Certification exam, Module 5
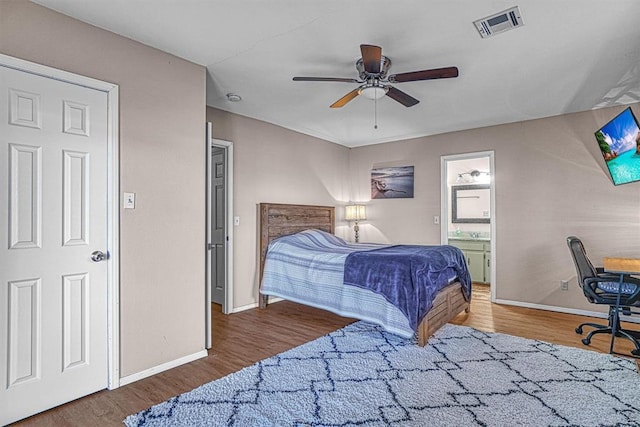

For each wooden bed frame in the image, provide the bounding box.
[257,202,470,346]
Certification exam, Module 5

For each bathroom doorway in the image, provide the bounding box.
[441,151,496,302]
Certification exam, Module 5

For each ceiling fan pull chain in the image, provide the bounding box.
[374,96,378,129]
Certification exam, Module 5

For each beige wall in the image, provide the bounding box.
[198,104,640,317]
[207,107,351,308]
[350,105,640,313]
[1,1,207,376]
[209,102,640,317]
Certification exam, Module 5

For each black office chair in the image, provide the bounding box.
[566,236,640,356]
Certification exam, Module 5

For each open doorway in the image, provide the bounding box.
[441,151,496,302]
[205,123,234,348]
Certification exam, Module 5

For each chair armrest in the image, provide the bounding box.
[596,272,637,282]
[595,267,637,281]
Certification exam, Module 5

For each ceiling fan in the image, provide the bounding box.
[293,44,459,108]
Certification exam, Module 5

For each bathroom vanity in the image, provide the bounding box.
[448,237,491,284]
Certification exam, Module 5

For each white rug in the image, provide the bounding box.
[125,322,640,426]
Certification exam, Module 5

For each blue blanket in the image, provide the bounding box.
[344,245,471,331]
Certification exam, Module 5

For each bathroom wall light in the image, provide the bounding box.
[457,170,490,183]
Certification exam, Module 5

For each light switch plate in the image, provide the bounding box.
[123,192,135,209]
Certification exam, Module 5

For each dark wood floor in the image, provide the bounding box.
[12,285,639,426]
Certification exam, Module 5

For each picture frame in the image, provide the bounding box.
[371,166,414,199]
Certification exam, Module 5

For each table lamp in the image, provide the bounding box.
[345,204,366,243]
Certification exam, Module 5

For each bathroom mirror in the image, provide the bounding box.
[452,184,490,223]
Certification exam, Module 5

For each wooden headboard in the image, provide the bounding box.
[258,203,335,308]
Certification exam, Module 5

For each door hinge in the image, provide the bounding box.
[207,243,214,250]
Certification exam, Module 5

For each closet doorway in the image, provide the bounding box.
[205,123,234,348]
[441,151,496,302]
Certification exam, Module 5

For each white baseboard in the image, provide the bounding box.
[118,349,208,387]
[494,298,640,324]
[231,297,284,313]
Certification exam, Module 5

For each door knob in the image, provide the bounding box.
[90,250,107,262]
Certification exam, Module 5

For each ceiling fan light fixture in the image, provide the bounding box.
[293,44,458,109]
[359,85,388,100]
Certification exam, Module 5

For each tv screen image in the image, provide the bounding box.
[594,107,640,185]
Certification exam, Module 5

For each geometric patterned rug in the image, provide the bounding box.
[124,322,640,426]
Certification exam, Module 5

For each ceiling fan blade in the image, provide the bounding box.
[330,88,361,108]
[386,86,419,107]
[293,77,360,83]
[360,44,382,74]
[388,66,459,83]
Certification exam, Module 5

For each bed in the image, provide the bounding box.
[258,203,471,346]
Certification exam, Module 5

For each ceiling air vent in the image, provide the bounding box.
[474,6,524,38]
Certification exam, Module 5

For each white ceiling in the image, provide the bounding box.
[34,0,640,147]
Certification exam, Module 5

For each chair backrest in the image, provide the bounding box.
[566,236,598,284]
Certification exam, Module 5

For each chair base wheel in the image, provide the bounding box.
[632,349,640,357]
[575,326,583,334]
[581,338,591,346]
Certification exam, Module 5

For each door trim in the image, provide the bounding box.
[205,124,234,348]
[440,151,496,303]
[211,137,234,315]
[216,139,234,314]
[0,54,121,389]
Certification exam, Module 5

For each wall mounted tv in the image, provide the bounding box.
[594,107,640,185]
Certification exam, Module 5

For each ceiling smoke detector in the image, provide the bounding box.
[226,93,242,102]
[474,6,524,38]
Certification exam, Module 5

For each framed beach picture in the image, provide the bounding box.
[594,107,640,186]
[371,166,414,199]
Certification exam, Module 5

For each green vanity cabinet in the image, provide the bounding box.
[449,239,491,284]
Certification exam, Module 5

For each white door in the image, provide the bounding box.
[0,65,109,424]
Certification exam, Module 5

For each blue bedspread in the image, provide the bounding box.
[344,245,471,331]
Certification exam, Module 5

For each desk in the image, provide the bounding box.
[603,257,640,356]
[603,257,640,275]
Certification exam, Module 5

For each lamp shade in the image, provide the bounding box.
[345,205,366,221]
[359,86,388,100]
